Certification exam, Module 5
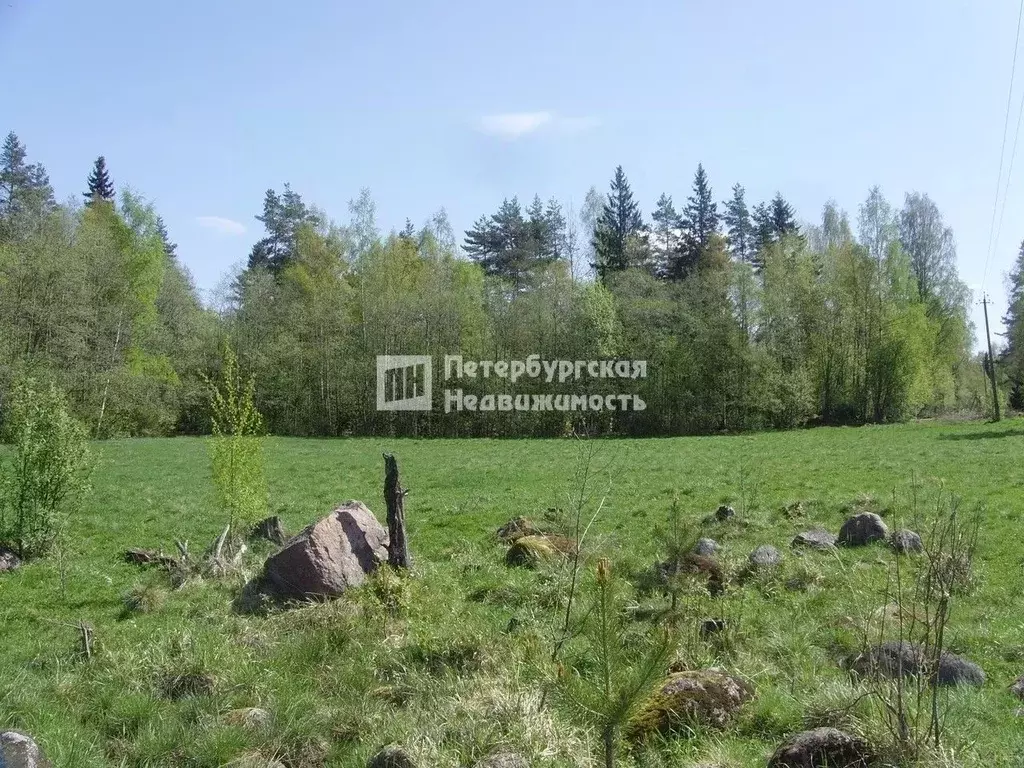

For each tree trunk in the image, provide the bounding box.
[383,453,411,569]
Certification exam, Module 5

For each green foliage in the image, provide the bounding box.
[0,377,92,559]
[206,342,267,534]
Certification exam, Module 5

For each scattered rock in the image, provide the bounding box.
[0,730,49,768]
[767,727,871,767]
[838,513,888,546]
[0,547,20,573]
[791,530,837,550]
[496,516,542,542]
[1011,674,1024,700]
[223,707,272,730]
[700,618,727,638]
[657,554,725,596]
[123,548,178,570]
[715,505,735,521]
[749,544,782,568]
[473,753,528,768]
[505,534,575,568]
[250,516,288,546]
[367,744,416,768]
[693,537,719,555]
[850,641,985,686]
[627,669,754,739]
[889,529,923,554]
[259,501,388,601]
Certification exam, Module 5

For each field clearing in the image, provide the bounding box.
[2,419,1024,767]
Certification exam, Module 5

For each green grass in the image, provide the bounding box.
[2,419,1024,766]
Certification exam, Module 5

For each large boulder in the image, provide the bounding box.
[850,641,985,687]
[0,731,49,768]
[791,530,837,550]
[767,727,871,767]
[261,501,388,600]
[627,669,754,740]
[838,513,888,546]
[0,547,20,573]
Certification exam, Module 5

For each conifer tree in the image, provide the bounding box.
[723,183,754,263]
[593,165,646,281]
[84,155,115,205]
[156,216,177,259]
[672,164,719,279]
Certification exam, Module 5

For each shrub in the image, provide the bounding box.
[206,342,267,540]
[0,377,92,559]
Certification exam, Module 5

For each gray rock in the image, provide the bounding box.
[791,530,837,550]
[261,501,388,601]
[367,745,416,768]
[474,754,528,768]
[0,547,20,573]
[749,544,782,568]
[715,505,735,521]
[693,537,719,555]
[838,512,888,546]
[1012,674,1024,700]
[767,727,871,767]
[890,529,923,554]
[850,641,985,687]
[0,731,48,768]
[627,669,754,739]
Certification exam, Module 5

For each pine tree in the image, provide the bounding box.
[84,155,115,205]
[0,132,55,230]
[651,193,681,277]
[247,184,322,273]
[722,183,754,264]
[672,164,719,279]
[593,165,646,281]
[156,216,177,259]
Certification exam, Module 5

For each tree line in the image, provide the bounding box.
[0,129,995,438]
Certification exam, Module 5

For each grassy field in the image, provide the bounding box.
[2,420,1024,767]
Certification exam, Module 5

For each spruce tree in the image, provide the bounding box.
[0,132,55,229]
[651,193,681,277]
[723,183,754,264]
[1003,239,1024,409]
[769,192,799,238]
[399,218,417,242]
[593,165,646,281]
[673,164,719,279]
[84,155,115,205]
[156,216,177,259]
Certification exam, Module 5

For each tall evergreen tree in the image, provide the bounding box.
[247,184,323,274]
[593,165,646,281]
[723,183,754,264]
[1003,239,1024,409]
[399,218,417,242]
[672,164,719,279]
[84,155,115,205]
[464,196,552,286]
[0,132,55,231]
[544,198,567,261]
[769,192,799,239]
[651,193,681,277]
[156,216,177,259]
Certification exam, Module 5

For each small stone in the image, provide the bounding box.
[890,529,923,554]
[368,745,416,768]
[1012,674,1024,700]
[0,547,21,573]
[838,513,888,546]
[767,727,871,767]
[473,753,528,768]
[715,505,735,521]
[791,530,837,550]
[0,730,47,768]
[749,544,782,568]
[693,537,720,555]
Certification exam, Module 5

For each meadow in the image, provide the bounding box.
[2,419,1024,767]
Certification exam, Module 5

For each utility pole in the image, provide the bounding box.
[982,293,1002,422]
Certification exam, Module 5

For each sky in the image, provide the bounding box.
[1,0,1022,348]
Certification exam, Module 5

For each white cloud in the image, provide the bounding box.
[196,216,246,236]
[477,111,553,139]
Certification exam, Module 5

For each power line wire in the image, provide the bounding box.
[983,0,1024,289]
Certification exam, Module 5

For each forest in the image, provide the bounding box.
[0,130,1001,438]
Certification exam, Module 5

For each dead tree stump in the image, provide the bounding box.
[383,453,411,569]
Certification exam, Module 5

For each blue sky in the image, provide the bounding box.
[1,0,1021,346]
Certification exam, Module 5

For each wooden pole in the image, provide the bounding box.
[982,294,1002,422]
[383,453,411,569]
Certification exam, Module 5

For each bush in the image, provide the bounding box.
[0,377,92,559]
